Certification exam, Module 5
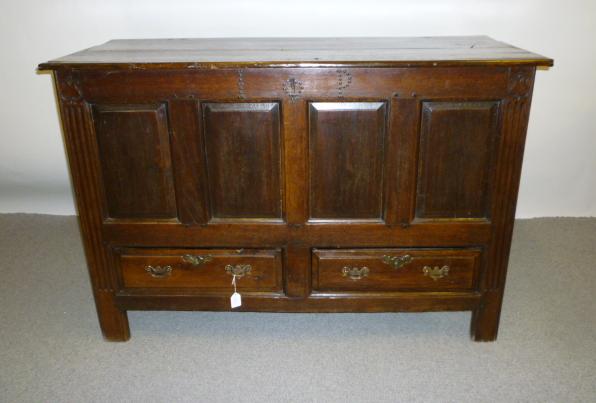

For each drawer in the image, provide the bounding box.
[118,248,282,292]
[312,248,480,292]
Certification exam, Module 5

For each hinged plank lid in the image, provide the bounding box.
[38,36,553,70]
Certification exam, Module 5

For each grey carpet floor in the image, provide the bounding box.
[0,214,595,403]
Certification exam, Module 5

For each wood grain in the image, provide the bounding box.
[56,71,130,341]
[118,248,282,292]
[202,102,282,220]
[416,101,500,220]
[115,291,482,313]
[472,67,536,341]
[43,39,551,342]
[168,99,210,224]
[312,248,480,291]
[309,102,386,220]
[93,104,177,219]
[39,36,552,70]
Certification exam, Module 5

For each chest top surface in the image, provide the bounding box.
[38,36,552,70]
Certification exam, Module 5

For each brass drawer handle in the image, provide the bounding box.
[225,264,252,278]
[382,254,413,269]
[342,266,370,280]
[145,265,172,278]
[423,265,450,281]
[182,254,213,266]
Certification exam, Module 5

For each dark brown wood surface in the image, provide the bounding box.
[312,248,480,291]
[43,38,551,342]
[39,36,552,69]
[202,102,282,220]
[167,99,210,224]
[115,292,481,313]
[309,102,386,220]
[93,104,177,219]
[416,101,500,220]
[119,248,282,291]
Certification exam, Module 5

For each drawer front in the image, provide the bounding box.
[312,248,480,291]
[118,248,282,292]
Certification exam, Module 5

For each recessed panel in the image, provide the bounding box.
[309,102,386,220]
[93,104,176,219]
[416,101,499,220]
[202,103,282,219]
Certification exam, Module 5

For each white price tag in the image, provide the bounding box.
[230,292,242,308]
[230,274,242,308]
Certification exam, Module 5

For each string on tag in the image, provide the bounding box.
[230,274,242,308]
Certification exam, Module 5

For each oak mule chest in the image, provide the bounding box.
[39,37,552,341]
